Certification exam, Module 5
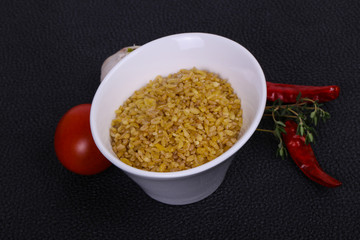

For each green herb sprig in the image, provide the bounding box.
[257,93,331,159]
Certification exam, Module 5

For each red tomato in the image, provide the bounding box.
[54,104,111,175]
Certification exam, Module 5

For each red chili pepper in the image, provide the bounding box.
[282,120,342,188]
[267,82,340,103]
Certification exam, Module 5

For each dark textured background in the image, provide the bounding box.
[1,0,360,239]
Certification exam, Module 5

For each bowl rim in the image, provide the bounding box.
[91,32,267,179]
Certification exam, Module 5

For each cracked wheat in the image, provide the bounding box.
[110,68,242,172]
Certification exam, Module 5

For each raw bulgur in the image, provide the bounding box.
[110,68,243,172]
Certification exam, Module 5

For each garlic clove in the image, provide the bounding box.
[100,45,140,82]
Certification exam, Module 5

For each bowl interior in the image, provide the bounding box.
[91,33,266,178]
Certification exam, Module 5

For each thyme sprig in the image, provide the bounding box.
[257,93,331,159]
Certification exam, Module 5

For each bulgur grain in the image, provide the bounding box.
[110,68,242,172]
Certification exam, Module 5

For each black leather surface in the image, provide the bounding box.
[1,0,360,239]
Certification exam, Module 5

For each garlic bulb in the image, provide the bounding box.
[100,46,140,82]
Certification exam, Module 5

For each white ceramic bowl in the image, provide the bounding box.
[90,33,266,205]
